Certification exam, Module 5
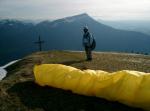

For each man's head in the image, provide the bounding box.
[83,26,88,33]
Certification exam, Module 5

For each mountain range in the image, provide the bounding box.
[0,13,150,65]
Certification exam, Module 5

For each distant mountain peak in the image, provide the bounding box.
[54,13,92,24]
[42,13,92,27]
[71,13,89,18]
[65,13,90,20]
[37,13,93,27]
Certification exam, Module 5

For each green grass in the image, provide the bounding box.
[1,50,150,111]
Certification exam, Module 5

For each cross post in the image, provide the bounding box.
[35,35,45,51]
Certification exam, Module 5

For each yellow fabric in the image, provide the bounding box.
[34,64,150,110]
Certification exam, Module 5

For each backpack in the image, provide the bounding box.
[90,36,96,50]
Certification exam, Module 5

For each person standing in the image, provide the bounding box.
[82,26,94,61]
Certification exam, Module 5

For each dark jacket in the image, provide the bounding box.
[83,32,93,47]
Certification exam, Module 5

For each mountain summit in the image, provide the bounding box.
[0,13,150,65]
[63,13,91,21]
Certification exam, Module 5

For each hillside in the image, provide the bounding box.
[0,51,150,111]
[1,13,150,65]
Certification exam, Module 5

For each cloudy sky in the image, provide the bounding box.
[0,0,150,20]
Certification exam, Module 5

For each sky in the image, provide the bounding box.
[0,0,150,20]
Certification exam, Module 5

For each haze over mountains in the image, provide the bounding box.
[98,20,150,36]
[0,13,150,65]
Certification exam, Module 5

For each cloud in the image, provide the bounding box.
[0,0,150,20]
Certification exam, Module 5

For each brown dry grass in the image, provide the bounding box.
[0,50,149,111]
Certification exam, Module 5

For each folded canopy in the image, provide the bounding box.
[34,64,150,110]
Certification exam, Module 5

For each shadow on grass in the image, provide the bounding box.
[7,81,143,111]
[5,60,25,78]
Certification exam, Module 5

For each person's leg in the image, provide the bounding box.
[89,48,92,60]
[85,46,89,60]
[87,47,92,60]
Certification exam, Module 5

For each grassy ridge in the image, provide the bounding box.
[0,50,150,111]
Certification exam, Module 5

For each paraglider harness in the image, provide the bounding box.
[90,36,96,50]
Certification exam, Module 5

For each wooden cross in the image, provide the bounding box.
[35,35,45,51]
